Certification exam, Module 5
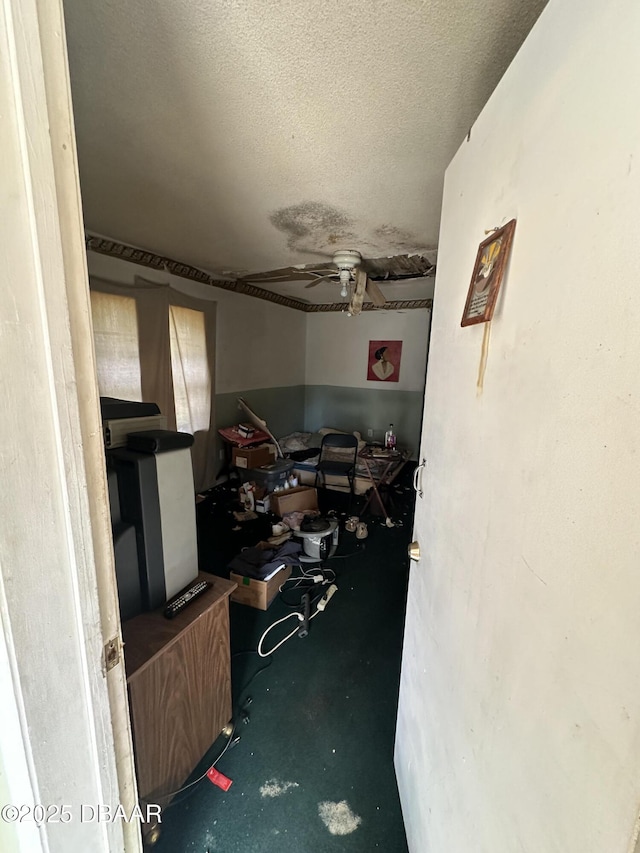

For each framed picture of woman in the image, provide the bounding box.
[367,340,402,382]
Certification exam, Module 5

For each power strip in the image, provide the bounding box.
[317,584,337,611]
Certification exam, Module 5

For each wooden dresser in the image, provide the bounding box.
[121,573,237,802]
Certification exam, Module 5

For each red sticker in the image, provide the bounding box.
[206,766,233,791]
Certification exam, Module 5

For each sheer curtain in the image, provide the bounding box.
[89,290,143,401]
[169,304,210,434]
[89,277,216,492]
[166,290,217,490]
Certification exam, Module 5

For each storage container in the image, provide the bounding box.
[237,458,294,491]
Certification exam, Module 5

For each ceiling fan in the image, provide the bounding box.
[237,249,435,315]
[301,250,386,310]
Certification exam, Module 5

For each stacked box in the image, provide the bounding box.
[232,443,277,469]
[269,486,318,517]
[230,565,292,610]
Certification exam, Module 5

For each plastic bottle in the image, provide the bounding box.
[385,424,396,450]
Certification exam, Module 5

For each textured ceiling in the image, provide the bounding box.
[63,0,548,301]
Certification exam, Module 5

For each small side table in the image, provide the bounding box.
[358,446,410,518]
[217,425,272,481]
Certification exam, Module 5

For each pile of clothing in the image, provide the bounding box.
[228,540,302,581]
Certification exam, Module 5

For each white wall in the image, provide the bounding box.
[305,309,431,391]
[304,308,431,450]
[87,252,306,394]
[395,1,640,851]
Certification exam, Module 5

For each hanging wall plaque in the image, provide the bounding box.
[461,219,516,327]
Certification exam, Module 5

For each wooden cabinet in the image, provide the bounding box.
[122,574,237,801]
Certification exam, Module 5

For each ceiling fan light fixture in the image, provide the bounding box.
[332,249,362,268]
[339,269,350,298]
[332,250,361,299]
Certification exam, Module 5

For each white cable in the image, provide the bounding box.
[257,603,325,657]
[282,574,321,584]
[258,612,303,657]
[279,573,324,592]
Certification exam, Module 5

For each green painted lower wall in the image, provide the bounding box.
[214,384,424,481]
[304,385,425,457]
[214,386,306,475]
[216,386,306,438]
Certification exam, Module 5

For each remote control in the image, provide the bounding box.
[163,580,212,619]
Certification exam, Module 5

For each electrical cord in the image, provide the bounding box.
[279,584,327,608]
[257,608,323,657]
[146,719,238,808]
[257,582,337,657]
[279,577,330,609]
[231,651,273,703]
[278,565,336,591]
[326,545,366,559]
[277,562,336,611]
[279,573,323,591]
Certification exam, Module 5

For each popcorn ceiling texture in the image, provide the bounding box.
[64,0,547,276]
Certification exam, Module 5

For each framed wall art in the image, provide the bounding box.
[461,219,516,327]
[367,340,402,382]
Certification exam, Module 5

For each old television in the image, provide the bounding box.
[102,398,198,621]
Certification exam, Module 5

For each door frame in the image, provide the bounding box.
[0,0,139,849]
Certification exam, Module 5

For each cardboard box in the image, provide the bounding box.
[252,486,270,514]
[232,443,277,469]
[269,486,318,517]
[255,495,270,513]
[230,564,292,610]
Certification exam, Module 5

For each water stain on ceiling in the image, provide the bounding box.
[268,201,432,269]
[270,201,354,251]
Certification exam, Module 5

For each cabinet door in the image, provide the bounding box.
[128,601,232,799]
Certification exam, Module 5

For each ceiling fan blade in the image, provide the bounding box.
[239,266,301,281]
[242,275,308,285]
[349,269,367,315]
[241,270,324,285]
[304,274,338,288]
[354,268,367,295]
[365,277,387,307]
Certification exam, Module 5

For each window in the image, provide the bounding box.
[169,305,211,434]
[89,278,217,491]
[90,291,142,401]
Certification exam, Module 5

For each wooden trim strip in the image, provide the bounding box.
[85,234,432,312]
[307,299,433,312]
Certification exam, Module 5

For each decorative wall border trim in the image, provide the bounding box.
[85,234,432,313]
[308,299,433,312]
